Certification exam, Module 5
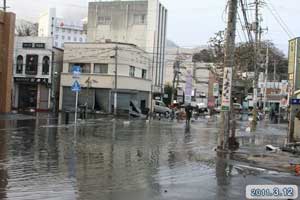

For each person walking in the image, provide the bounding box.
[185,103,193,126]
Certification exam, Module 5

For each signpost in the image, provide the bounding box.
[185,70,193,105]
[72,66,81,124]
[221,67,233,111]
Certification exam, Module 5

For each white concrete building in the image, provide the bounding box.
[13,37,63,111]
[87,0,167,94]
[38,8,87,49]
[59,42,152,113]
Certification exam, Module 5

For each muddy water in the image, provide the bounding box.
[0,114,297,200]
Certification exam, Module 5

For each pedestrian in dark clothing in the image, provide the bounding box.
[185,104,193,125]
[270,108,275,122]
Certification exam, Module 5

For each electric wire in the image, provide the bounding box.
[265,0,294,38]
[264,1,293,38]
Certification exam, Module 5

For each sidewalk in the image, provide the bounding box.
[0,113,36,120]
[233,120,300,174]
[0,112,57,121]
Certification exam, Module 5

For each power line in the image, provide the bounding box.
[265,1,293,38]
[265,0,294,38]
[237,11,249,43]
[245,0,253,24]
[240,0,254,44]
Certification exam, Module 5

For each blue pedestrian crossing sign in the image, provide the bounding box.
[72,66,81,79]
[72,66,81,73]
[71,80,81,92]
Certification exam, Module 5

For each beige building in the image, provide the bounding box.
[87,0,167,94]
[0,11,15,113]
[164,47,206,85]
[59,42,152,113]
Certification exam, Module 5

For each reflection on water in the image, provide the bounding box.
[0,114,294,200]
[0,115,221,200]
[0,121,8,200]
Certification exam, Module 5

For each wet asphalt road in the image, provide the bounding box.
[0,113,298,200]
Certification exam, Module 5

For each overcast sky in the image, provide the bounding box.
[6,0,298,54]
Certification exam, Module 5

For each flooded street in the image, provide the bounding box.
[0,114,298,200]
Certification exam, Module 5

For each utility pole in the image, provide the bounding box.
[3,0,6,11]
[171,60,179,105]
[114,46,118,116]
[218,0,238,150]
[171,49,180,105]
[273,60,277,81]
[251,0,261,132]
[240,0,254,43]
[263,45,269,114]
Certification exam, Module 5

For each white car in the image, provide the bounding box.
[153,100,172,116]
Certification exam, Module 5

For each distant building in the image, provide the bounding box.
[164,47,211,105]
[38,8,87,49]
[59,42,152,113]
[12,37,63,111]
[87,0,167,94]
[164,46,207,85]
[176,58,211,106]
[0,11,15,113]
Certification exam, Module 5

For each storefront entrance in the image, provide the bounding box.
[18,84,37,109]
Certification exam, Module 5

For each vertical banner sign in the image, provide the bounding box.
[185,70,193,104]
[221,67,233,111]
[213,82,219,97]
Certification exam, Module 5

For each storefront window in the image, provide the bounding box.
[94,63,108,74]
[129,66,135,77]
[42,56,50,75]
[142,69,147,79]
[16,55,23,74]
[25,55,38,75]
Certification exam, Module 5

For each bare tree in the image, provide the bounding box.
[16,20,38,36]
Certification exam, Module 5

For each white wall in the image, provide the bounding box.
[38,8,56,37]
[38,8,87,49]
[14,37,53,80]
[62,43,151,80]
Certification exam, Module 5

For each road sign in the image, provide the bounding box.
[291,99,300,105]
[72,65,81,79]
[71,80,81,92]
[71,80,81,125]
[221,67,233,111]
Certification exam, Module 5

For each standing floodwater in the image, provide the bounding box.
[0,113,297,200]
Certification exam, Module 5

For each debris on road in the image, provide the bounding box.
[281,142,300,154]
[266,145,280,152]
